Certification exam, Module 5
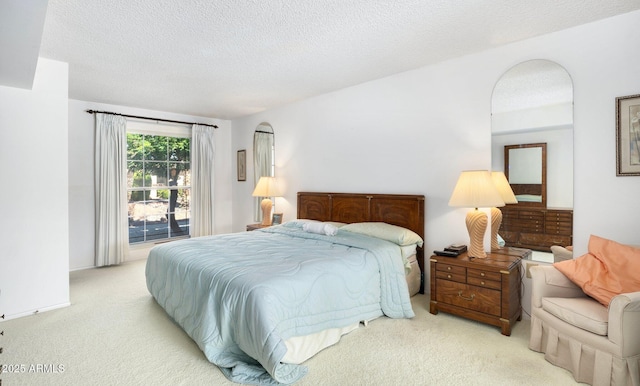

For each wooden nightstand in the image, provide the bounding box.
[429,252,522,336]
[246,223,270,231]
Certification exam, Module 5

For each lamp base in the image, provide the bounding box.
[260,198,273,226]
[466,209,488,258]
[490,207,503,250]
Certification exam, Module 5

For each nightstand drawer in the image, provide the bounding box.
[467,269,501,281]
[466,268,501,289]
[435,280,501,317]
[435,270,466,283]
[467,276,501,290]
[435,263,466,276]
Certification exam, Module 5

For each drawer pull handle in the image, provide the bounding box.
[447,266,452,271]
[447,274,452,279]
[480,272,485,277]
[481,281,485,285]
[457,291,475,301]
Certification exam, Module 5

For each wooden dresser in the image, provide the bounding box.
[429,252,522,336]
[500,207,573,251]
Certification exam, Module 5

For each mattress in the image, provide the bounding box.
[406,254,421,296]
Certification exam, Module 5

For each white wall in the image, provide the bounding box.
[0,58,70,320]
[492,103,573,134]
[68,100,233,270]
[231,11,640,282]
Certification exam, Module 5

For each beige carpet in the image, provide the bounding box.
[1,259,580,385]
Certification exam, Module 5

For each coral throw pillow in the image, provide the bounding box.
[554,235,640,306]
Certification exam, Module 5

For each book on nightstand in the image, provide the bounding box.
[444,244,467,254]
[434,244,467,257]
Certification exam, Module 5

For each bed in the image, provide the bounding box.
[146,192,425,384]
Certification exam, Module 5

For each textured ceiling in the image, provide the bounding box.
[36,0,640,119]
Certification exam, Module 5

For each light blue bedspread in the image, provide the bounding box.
[145,223,414,384]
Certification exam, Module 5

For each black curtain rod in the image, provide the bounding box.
[85,109,218,129]
[255,130,274,134]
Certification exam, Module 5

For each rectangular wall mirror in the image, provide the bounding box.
[504,142,546,207]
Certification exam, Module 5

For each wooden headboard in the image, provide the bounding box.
[297,192,426,292]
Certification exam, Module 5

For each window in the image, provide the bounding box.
[127,125,191,244]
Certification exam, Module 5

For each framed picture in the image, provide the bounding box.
[272,213,283,225]
[237,150,246,181]
[616,94,640,176]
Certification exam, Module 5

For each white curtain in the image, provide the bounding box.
[253,132,274,221]
[95,113,129,266]
[191,124,216,237]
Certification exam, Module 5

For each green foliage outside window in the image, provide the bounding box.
[127,133,191,198]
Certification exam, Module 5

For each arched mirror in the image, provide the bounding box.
[253,122,275,221]
[491,60,574,255]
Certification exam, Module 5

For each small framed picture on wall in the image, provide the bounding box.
[272,213,283,225]
[616,94,640,176]
[237,150,246,181]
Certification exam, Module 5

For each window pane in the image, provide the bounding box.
[145,218,168,241]
[128,189,151,206]
[144,135,168,161]
[147,162,168,187]
[169,137,190,162]
[168,164,178,187]
[128,217,145,244]
[175,188,190,212]
[127,161,145,188]
[181,163,191,186]
[169,210,189,238]
[169,166,188,187]
[142,200,168,222]
[127,133,145,161]
[154,188,169,201]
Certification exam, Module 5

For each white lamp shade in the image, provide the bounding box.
[491,172,518,204]
[252,176,282,197]
[449,170,505,208]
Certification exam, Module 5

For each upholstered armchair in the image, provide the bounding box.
[529,265,640,385]
[550,245,573,262]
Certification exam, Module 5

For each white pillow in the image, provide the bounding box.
[282,219,319,229]
[302,222,338,236]
[341,222,423,247]
[324,224,339,236]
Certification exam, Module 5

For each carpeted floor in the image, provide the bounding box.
[1,259,580,385]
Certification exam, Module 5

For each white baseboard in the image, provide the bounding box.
[70,265,97,272]
[1,302,71,322]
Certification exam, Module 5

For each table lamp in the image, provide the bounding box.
[449,170,504,258]
[252,177,282,226]
[490,171,518,249]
